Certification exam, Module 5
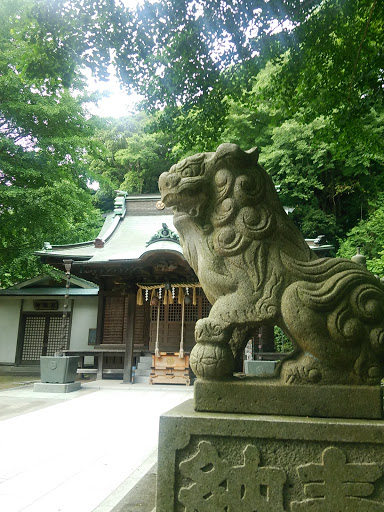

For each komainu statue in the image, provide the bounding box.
[159,143,384,385]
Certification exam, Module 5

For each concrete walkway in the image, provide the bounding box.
[0,380,193,512]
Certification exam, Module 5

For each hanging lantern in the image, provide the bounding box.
[150,296,159,307]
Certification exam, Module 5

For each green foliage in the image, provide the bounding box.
[0,0,103,287]
[274,326,294,353]
[89,113,178,199]
[337,194,384,277]
[0,180,103,287]
[273,0,384,121]
[11,0,126,90]
[109,0,321,154]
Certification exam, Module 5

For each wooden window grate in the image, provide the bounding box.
[46,317,69,355]
[21,315,69,362]
[151,303,165,322]
[185,303,198,322]
[22,316,45,361]
[168,303,181,322]
[201,295,212,318]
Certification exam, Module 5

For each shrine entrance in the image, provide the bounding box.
[148,288,211,354]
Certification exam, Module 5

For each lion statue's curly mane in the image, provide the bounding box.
[159,143,384,385]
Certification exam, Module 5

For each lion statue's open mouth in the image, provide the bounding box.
[159,143,384,386]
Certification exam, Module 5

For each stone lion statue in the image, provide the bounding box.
[159,143,384,385]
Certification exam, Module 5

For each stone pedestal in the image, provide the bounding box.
[33,382,81,393]
[195,379,383,419]
[156,399,384,512]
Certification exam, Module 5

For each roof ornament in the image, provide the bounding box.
[313,234,326,245]
[146,223,180,247]
[114,191,127,216]
[351,247,367,267]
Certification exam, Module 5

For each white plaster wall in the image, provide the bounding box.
[70,297,98,351]
[0,298,22,363]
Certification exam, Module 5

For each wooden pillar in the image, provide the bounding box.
[143,300,150,350]
[123,292,136,383]
[15,299,25,366]
[96,353,103,380]
[258,325,275,355]
[95,282,105,345]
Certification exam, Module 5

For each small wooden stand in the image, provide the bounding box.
[150,352,191,385]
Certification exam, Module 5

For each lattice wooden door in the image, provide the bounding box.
[20,314,69,363]
[149,291,211,353]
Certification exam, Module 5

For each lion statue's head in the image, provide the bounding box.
[159,143,312,272]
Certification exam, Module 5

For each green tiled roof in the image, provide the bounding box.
[0,288,98,296]
[35,198,184,264]
[34,195,334,266]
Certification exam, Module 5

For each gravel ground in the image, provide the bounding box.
[0,375,40,391]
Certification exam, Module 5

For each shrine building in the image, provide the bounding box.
[0,193,334,384]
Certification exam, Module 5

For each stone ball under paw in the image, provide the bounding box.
[190,343,235,380]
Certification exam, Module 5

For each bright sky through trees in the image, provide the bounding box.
[85,0,141,118]
[84,64,142,118]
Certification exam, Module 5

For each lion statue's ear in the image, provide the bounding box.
[245,147,259,165]
[214,143,260,167]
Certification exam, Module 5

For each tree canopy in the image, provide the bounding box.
[90,113,178,211]
[0,0,103,287]
[1,0,384,284]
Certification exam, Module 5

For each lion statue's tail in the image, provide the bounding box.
[281,255,384,384]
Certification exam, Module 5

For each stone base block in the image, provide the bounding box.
[156,399,384,512]
[194,378,383,419]
[33,381,81,393]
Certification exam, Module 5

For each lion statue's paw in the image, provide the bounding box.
[279,354,324,385]
[195,318,229,344]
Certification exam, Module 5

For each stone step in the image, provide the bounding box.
[133,355,153,384]
[134,375,150,384]
[137,361,152,370]
[135,368,151,376]
[138,356,152,364]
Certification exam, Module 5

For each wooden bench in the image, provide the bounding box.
[76,368,124,377]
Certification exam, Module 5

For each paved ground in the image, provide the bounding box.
[0,379,193,512]
[110,464,157,512]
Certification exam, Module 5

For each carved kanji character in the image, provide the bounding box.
[291,446,384,512]
[179,441,286,511]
